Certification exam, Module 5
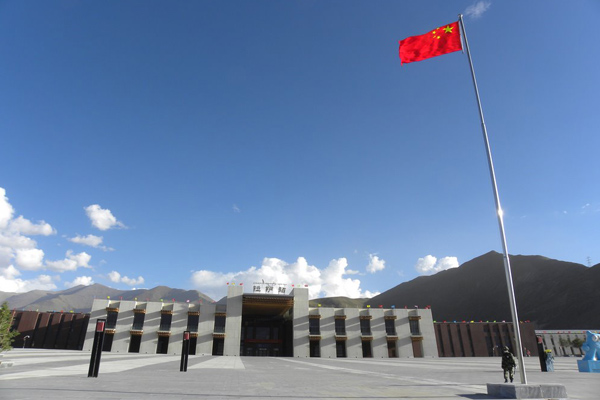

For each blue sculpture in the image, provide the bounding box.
[577,331,600,373]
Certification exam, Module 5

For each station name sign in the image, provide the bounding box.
[252,282,288,295]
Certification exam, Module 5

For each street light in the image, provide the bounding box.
[23,335,30,348]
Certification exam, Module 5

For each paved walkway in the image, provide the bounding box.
[1,349,598,399]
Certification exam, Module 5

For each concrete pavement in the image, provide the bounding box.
[1,349,598,399]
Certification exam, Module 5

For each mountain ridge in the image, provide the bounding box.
[3,252,598,329]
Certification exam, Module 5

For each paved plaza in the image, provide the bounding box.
[1,349,598,399]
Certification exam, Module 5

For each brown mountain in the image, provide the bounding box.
[2,284,214,313]
[368,251,599,329]
[3,252,597,329]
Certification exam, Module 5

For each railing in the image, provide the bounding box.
[361,330,372,336]
[187,326,199,333]
[309,327,321,335]
[386,329,397,336]
[131,323,144,330]
[335,330,347,335]
[214,326,226,333]
[158,324,171,331]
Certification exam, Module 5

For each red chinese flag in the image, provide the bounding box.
[399,21,462,64]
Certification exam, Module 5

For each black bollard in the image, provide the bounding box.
[180,331,190,372]
[88,319,106,378]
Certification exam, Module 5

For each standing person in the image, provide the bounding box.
[501,346,516,383]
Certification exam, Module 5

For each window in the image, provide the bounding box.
[360,319,371,335]
[309,340,320,357]
[102,333,114,352]
[187,314,199,333]
[132,313,145,330]
[335,319,346,335]
[309,318,320,335]
[409,319,421,335]
[106,311,118,330]
[156,335,169,354]
[128,335,141,353]
[387,340,398,358]
[214,315,226,333]
[362,340,373,358]
[336,340,346,357]
[385,319,396,335]
[159,313,172,331]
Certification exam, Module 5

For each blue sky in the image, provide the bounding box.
[1,1,598,300]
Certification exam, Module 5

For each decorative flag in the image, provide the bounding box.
[398,21,462,65]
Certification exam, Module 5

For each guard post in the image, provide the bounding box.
[180,330,190,372]
[88,318,106,378]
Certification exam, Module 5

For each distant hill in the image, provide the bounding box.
[369,251,600,329]
[1,284,214,313]
[3,252,598,330]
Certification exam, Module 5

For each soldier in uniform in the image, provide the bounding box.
[501,346,516,383]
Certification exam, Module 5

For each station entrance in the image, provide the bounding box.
[240,294,294,357]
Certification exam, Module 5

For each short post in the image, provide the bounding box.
[180,330,190,372]
[88,319,106,378]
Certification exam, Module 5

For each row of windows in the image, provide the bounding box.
[107,310,419,337]
[309,339,400,358]
[309,318,419,336]
[105,310,225,333]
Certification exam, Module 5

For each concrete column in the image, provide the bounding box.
[169,303,189,355]
[223,285,243,356]
[139,301,163,354]
[196,303,216,355]
[419,309,438,357]
[345,308,361,358]
[395,309,413,357]
[83,299,110,352]
[112,300,135,353]
[292,288,309,357]
[370,309,387,358]
[319,307,336,358]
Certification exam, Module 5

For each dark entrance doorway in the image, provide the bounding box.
[240,294,294,357]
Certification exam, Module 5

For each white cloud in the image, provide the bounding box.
[233,204,241,213]
[68,234,113,251]
[65,276,94,288]
[190,256,377,300]
[108,270,121,283]
[108,270,144,286]
[0,274,57,293]
[415,255,459,275]
[465,0,491,19]
[85,204,125,231]
[8,215,56,236]
[366,254,386,273]
[0,265,21,279]
[15,248,45,270]
[0,188,14,229]
[45,250,91,273]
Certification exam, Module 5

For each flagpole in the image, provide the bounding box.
[458,14,527,385]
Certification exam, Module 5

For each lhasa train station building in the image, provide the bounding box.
[82,285,438,358]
